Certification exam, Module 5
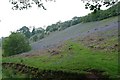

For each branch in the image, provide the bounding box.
[9,0,55,10]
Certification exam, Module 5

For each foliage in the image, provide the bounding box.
[9,0,118,12]
[17,26,31,38]
[35,27,45,34]
[2,32,31,56]
[80,2,120,23]
[45,17,81,33]
[71,16,81,26]
[9,0,56,10]
[17,26,45,42]
[81,0,119,13]
[31,27,36,36]
[32,35,38,42]
[30,27,45,42]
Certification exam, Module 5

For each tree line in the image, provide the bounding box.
[80,1,120,22]
[44,1,120,36]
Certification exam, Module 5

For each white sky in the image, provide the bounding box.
[0,0,92,38]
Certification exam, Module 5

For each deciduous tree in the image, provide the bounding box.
[2,32,31,56]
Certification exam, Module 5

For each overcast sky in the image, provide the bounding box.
[0,0,92,38]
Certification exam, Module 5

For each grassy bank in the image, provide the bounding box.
[2,41,118,78]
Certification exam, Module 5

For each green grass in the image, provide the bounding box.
[0,47,2,80]
[2,68,28,79]
[2,41,118,78]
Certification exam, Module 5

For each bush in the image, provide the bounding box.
[2,32,31,56]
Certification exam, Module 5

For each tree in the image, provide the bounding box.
[2,32,31,56]
[71,16,80,26]
[9,0,56,10]
[17,26,31,38]
[36,27,45,34]
[32,27,45,36]
[81,0,119,13]
[9,0,119,12]
[32,27,36,36]
[80,2,120,23]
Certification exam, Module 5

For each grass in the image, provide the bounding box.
[2,68,31,79]
[2,40,118,78]
[0,47,2,80]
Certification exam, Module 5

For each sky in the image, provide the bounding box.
[0,0,92,38]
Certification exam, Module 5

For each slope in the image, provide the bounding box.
[31,16,119,51]
[2,16,119,79]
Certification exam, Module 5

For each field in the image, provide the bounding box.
[2,16,119,79]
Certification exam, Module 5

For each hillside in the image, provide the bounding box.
[28,2,120,43]
[2,2,119,79]
[2,15,119,79]
[31,16,119,51]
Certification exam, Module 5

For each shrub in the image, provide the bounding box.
[2,32,31,56]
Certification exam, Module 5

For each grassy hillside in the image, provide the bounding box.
[31,16,118,51]
[1,10,119,79]
[28,2,120,43]
[2,16,119,79]
[2,40,118,79]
